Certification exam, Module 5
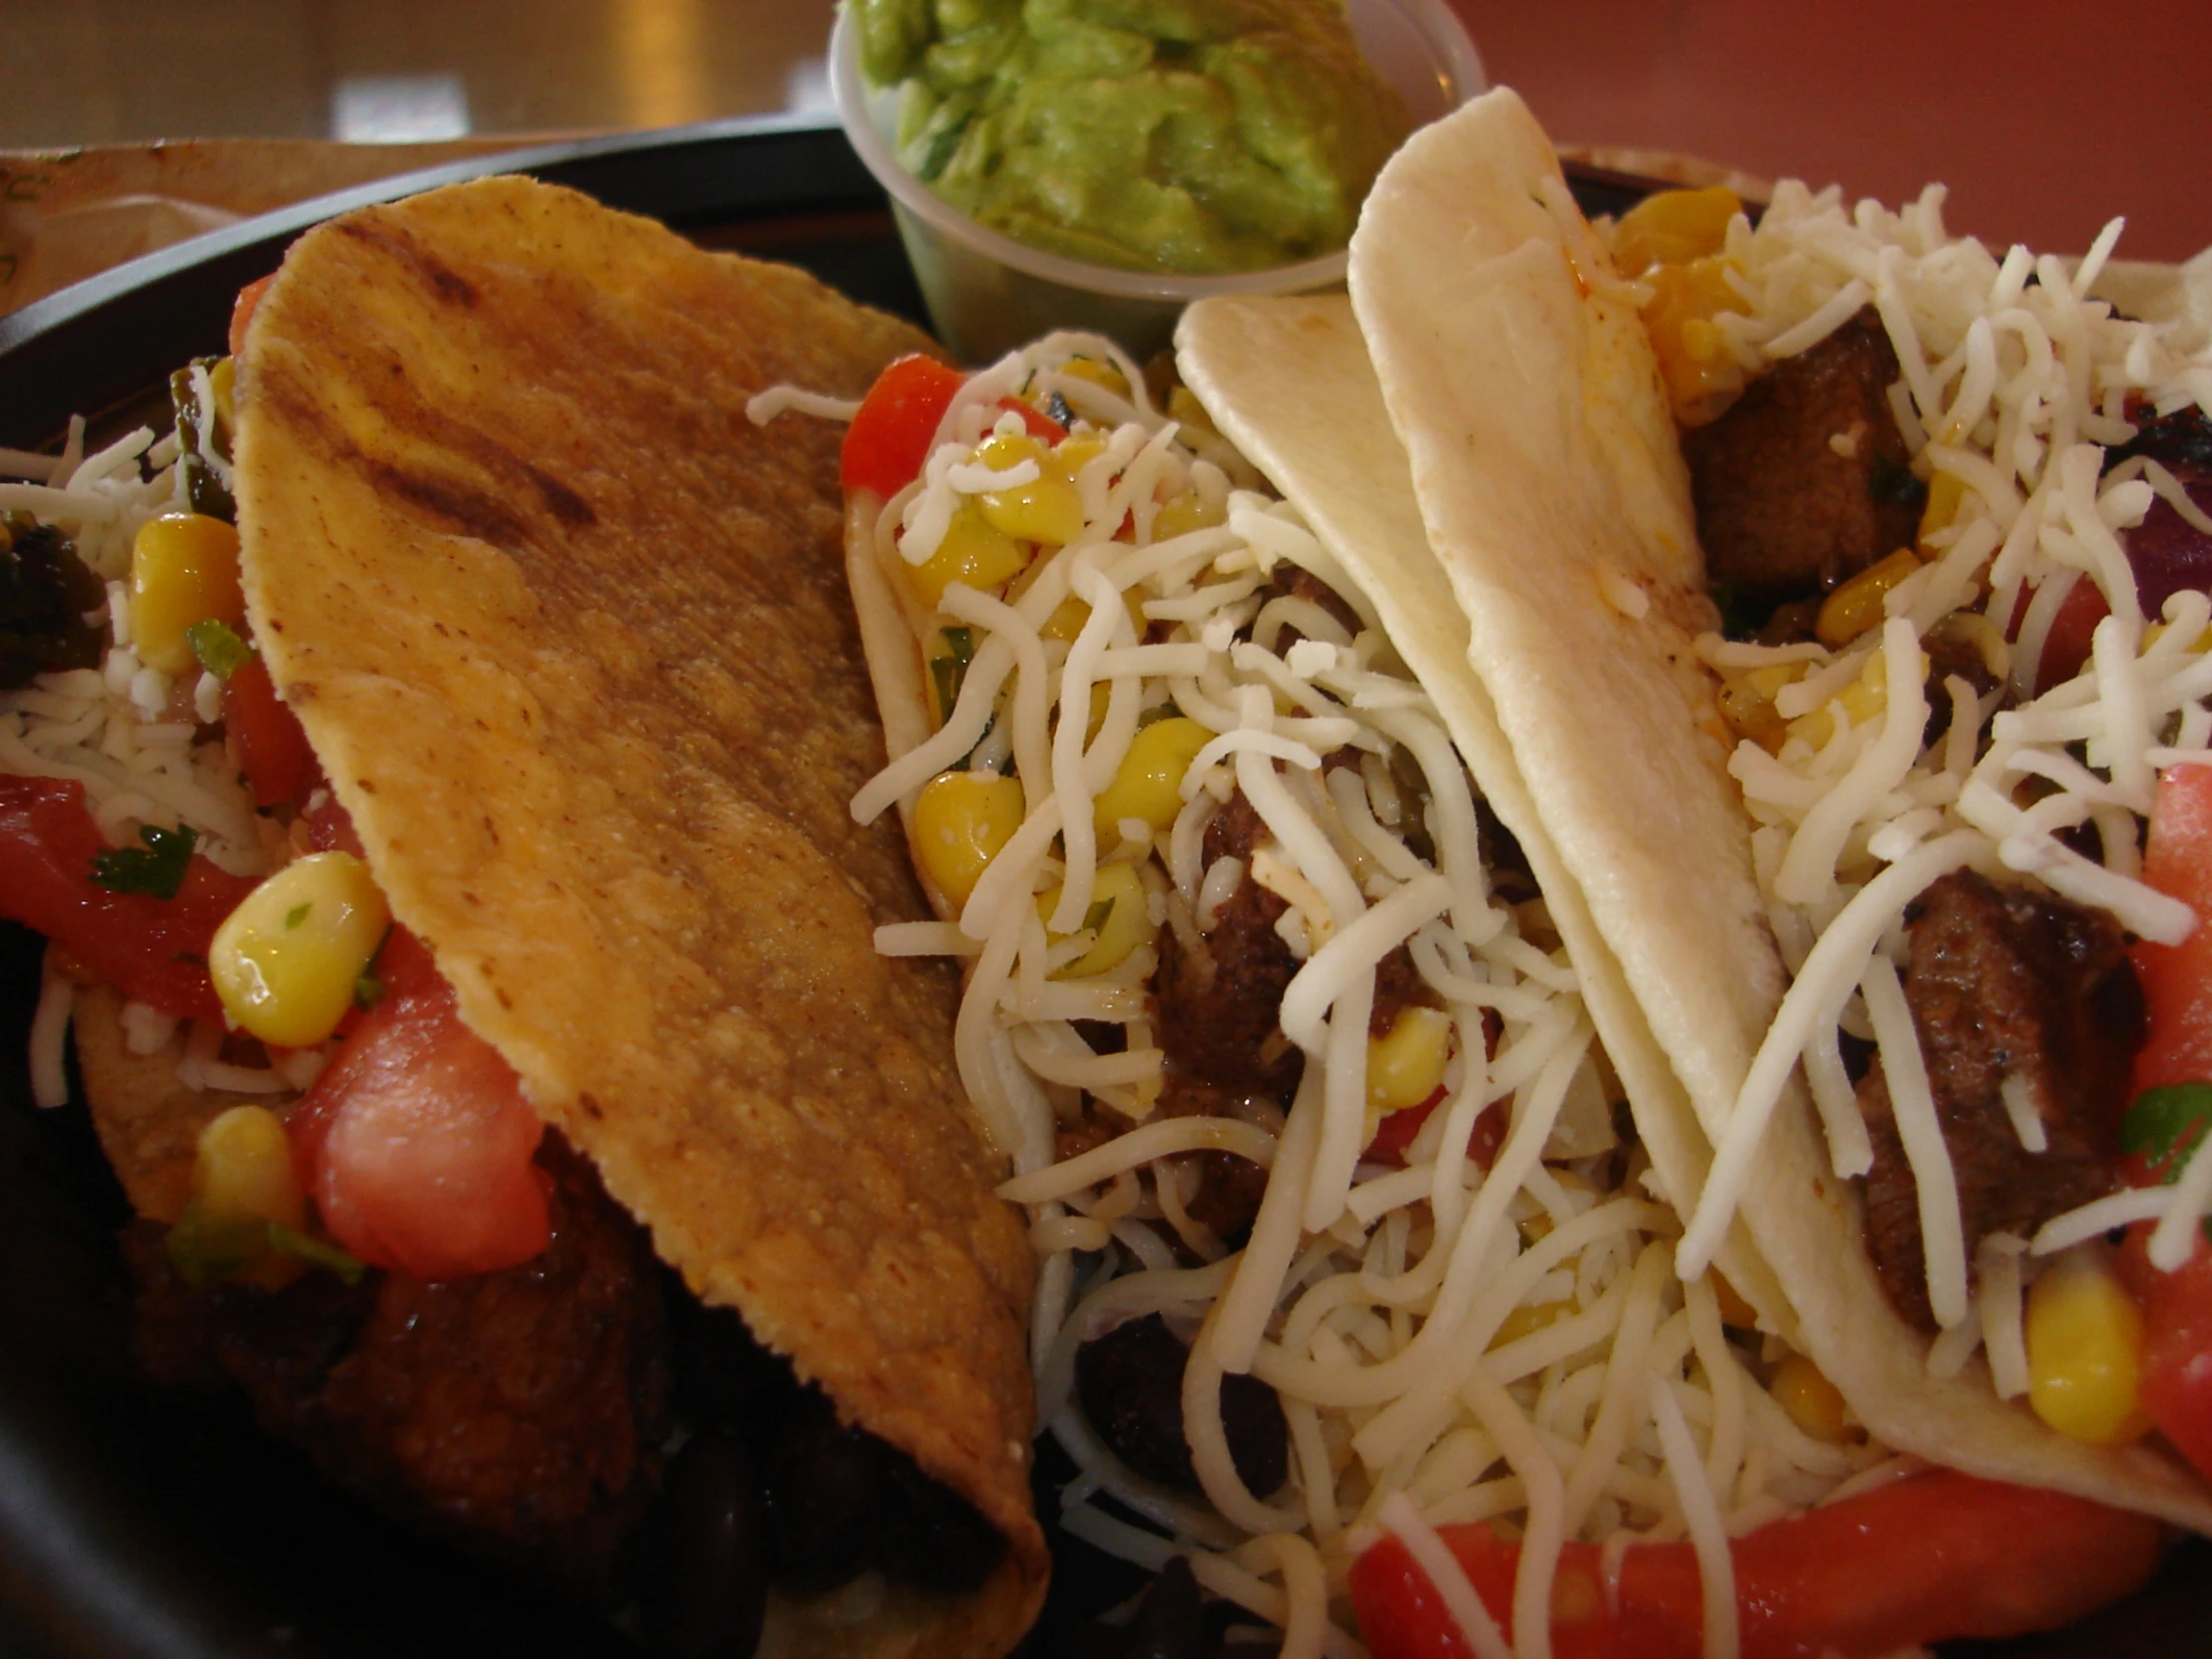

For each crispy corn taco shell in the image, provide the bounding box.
[76,175,1050,1654]
[1336,87,2212,1531]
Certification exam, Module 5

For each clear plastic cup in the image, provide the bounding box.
[830,0,1486,365]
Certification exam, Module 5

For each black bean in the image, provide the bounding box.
[644,1429,769,1659]
[879,1450,1004,1592]
[764,1387,887,1594]
[1218,1369,1290,1500]
[669,1294,795,1445]
[1118,1555,1208,1659]
[1075,1316,1289,1498]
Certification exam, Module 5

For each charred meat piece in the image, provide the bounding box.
[1157,789,1305,1099]
[1264,565,1364,642]
[1858,871,2142,1330]
[1686,309,1926,609]
[130,1133,672,1600]
[1157,784,1424,1104]
[1920,621,2003,747]
[1155,1070,1274,1244]
[1076,1314,1288,1498]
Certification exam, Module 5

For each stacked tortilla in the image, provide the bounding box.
[1184,87,2212,1539]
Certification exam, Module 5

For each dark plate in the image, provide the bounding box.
[1,116,2204,1659]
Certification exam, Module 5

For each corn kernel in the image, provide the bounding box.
[193,1104,306,1232]
[1368,1005,1453,1114]
[1054,433,1110,478]
[1491,1299,1572,1351]
[131,512,245,675]
[1710,1269,1761,1331]
[1786,645,1910,751]
[1167,386,1223,444]
[1816,547,1922,649]
[1919,470,1967,548]
[1610,187,1744,276]
[975,433,1086,547]
[211,850,391,1048]
[2026,1252,2153,1446]
[1093,716,1213,840]
[1059,357,1131,399]
[912,771,1025,908]
[1041,583,1148,646]
[2142,619,2212,657]
[1772,1353,1851,1442]
[1037,860,1154,977]
[1718,661,1802,751]
[1641,256,1748,422]
[1153,488,1227,541]
[909,502,1029,607]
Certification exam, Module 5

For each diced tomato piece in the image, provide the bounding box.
[0,775,256,1017]
[1350,1468,2159,1659]
[1367,1088,1506,1170]
[2116,1229,2212,1481]
[840,354,967,500]
[1368,1087,1445,1164]
[304,792,365,857]
[2030,579,2109,693]
[838,353,1067,501]
[223,654,321,809]
[228,274,276,358]
[2130,761,2212,1093]
[287,927,548,1281]
[2113,759,2212,1478]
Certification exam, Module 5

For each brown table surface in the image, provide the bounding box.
[3,0,2205,263]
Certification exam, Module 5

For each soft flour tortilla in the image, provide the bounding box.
[1341,86,2212,1530]
[1173,291,1795,1343]
[221,176,1045,1653]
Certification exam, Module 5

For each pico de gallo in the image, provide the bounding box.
[2,277,551,1291]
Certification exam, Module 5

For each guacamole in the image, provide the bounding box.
[853,0,1415,276]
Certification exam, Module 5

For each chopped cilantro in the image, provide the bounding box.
[2120,1083,2212,1183]
[91,822,197,899]
[1082,897,1115,935]
[929,625,977,719]
[283,902,311,930]
[166,1202,367,1289]
[186,618,255,680]
[268,1224,366,1286]
[2120,1083,2212,1242]
[1136,702,1178,730]
[354,972,385,1009]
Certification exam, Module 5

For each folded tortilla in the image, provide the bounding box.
[1335,87,2212,1531]
[103,175,1049,1653]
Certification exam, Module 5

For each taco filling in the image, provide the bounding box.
[788,323,2167,1659]
[1329,89,2212,1625]
[1,178,1041,1659]
[1610,178,2212,1474]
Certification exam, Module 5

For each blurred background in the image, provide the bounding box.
[2,0,2207,282]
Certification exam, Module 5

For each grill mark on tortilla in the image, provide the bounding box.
[334,217,481,308]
